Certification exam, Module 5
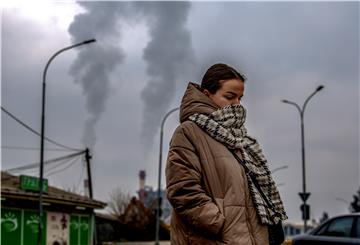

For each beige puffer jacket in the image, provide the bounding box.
[166,83,268,245]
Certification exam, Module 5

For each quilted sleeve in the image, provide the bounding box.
[165,124,225,235]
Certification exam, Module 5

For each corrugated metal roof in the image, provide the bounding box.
[1,171,106,209]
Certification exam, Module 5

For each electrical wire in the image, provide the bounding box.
[1,106,81,151]
[5,150,86,173]
[14,166,39,176]
[7,150,85,173]
[2,146,74,152]
[75,161,86,194]
[44,155,80,174]
[16,156,76,176]
[45,155,81,177]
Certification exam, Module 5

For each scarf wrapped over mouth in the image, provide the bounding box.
[189,104,287,225]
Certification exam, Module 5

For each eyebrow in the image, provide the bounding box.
[225,91,242,97]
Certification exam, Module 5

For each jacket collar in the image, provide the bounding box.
[179,82,219,123]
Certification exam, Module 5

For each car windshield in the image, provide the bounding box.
[316,217,354,237]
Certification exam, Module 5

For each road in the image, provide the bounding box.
[106,242,170,245]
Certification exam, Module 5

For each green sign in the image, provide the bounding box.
[1,209,21,245]
[80,216,90,245]
[23,210,46,245]
[20,175,48,192]
[1,208,47,245]
[70,215,91,245]
[70,215,79,245]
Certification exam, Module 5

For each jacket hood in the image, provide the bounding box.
[180,82,220,123]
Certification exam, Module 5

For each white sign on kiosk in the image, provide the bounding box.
[46,212,70,245]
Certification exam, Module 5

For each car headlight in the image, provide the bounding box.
[282,238,292,245]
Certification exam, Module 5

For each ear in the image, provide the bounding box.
[203,89,211,97]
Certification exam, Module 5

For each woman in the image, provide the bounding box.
[165,63,287,244]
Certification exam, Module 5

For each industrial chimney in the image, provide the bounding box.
[138,170,146,202]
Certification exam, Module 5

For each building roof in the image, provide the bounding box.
[1,171,106,209]
[95,211,119,221]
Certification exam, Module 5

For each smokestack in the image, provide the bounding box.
[138,170,146,202]
[139,170,146,189]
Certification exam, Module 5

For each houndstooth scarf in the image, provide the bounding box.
[189,104,287,225]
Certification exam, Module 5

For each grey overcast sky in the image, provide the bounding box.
[1,1,359,223]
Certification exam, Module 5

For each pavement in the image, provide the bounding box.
[107,242,170,245]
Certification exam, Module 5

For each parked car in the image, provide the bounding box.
[289,213,360,245]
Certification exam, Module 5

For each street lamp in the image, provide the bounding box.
[335,198,351,212]
[277,182,286,187]
[282,85,324,232]
[38,39,96,245]
[155,107,179,245]
[271,165,289,174]
[335,197,350,205]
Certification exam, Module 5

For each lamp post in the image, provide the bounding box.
[155,107,179,245]
[271,165,288,188]
[335,197,350,205]
[271,165,289,174]
[282,85,324,232]
[277,182,286,187]
[38,39,96,245]
[335,198,351,212]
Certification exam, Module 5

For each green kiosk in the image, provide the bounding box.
[1,172,106,245]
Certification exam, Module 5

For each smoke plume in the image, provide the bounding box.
[68,2,194,149]
[68,2,130,148]
[137,2,195,148]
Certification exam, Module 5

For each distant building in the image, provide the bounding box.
[95,212,124,243]
[1,171,106,245]
[95,197,170,243]
[137,170,172,224]
[283,221,303,237]
[283,220,318,237]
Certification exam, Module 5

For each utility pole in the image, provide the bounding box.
[85,147,97,245]
[85,148,93,199]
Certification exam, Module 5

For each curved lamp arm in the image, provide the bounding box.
[43,39,96,83]
[302,85,324,114]
[282,99,302,116]
[155,107,180,245]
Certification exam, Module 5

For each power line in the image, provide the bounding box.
[76,162,86,194]
[44,154,81,174]
[7,151,85,172]
[1,106,81,151]
[46,155,81,177]
[4,157,75,177]
[2,146,74,152]
[5,150,86,173]
[9,153,81,177]
[16,156,77,176]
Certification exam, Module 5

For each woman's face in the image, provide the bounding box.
[204,78,245,108]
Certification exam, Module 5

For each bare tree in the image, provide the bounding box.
[107,187,132,218]
[350,187,360,213]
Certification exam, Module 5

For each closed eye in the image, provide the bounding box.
[225,95,235,100]
[224,95,243,101]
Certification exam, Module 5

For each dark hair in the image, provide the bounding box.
[200,63,246,94]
